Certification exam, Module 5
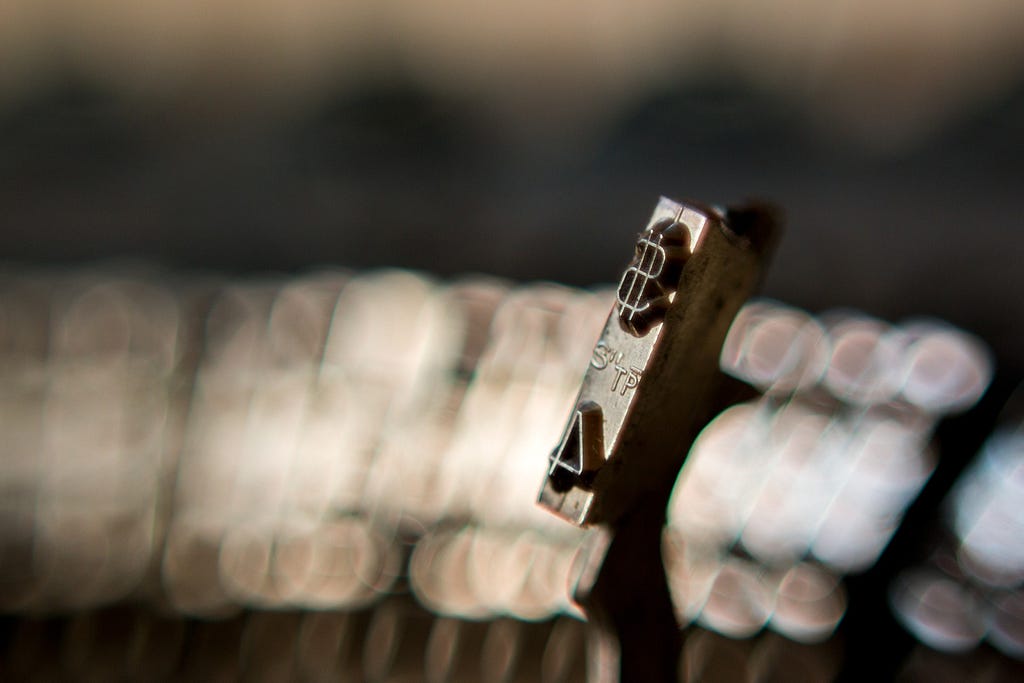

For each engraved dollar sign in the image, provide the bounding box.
[615,219,690,336]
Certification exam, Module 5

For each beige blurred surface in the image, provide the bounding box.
[1,0,1023,149]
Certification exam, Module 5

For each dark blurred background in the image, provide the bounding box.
[3,4,1024,680]
[1,0,1023,367]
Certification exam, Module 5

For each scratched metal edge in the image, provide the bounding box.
[537,199,693,524]
[582,200,780,526]
[537,198,780,527]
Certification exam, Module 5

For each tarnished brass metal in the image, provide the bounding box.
[539,197,779,527]
[537,196,781,681]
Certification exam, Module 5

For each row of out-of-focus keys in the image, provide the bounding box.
[720,301,991,412]
[162,270,602,618]
[1,267,1019,667]
[666,299,996,645]
[0,270,185,612]
[0,267,596,621]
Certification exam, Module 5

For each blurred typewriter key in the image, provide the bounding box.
[696,555,775,638]
[275,517,396,608]
[890,569,987,652]
[362,279,500,525]
[162,524,236,615]
[720,301,829,395]
[410,527,490,621]
[218,524,278,606]
[446,278,511,380]
[769,562,846,643]
[475,529,556,620]
[988,591,1024,659]
[165,283,281,614]
[447,285,580,525]
[518,534,583,620]
[325,272,452,526]
[30,275,180,611]
[466,527,531,617]
[662,532,721,627]
[266,272,348,367]
[950,428,1024,588]
[895,321,993,415]
[668,403,764,550]
[322,270,443,404]
[822,315,903,406]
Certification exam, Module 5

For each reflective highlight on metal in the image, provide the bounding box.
[951,429,1024,588]
[539,197,777,527]
[535,198,781,682]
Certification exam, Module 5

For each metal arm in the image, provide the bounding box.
[538,197,781,681]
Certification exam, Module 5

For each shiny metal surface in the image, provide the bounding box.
[537,197,781,681]
[539,197,778,527]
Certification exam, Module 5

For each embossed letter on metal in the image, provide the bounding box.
[615,219,690,337]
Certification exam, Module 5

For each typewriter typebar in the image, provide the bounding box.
[538,196,780,528]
